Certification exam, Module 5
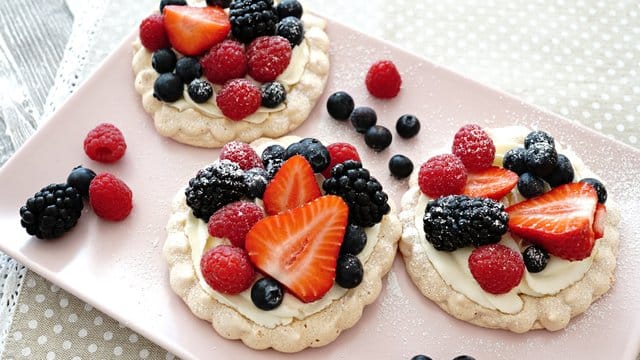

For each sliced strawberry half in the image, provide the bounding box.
[262,155,321,215]
[462,166,518,200]
[593,203,607,239]
[506,182,599,261]
[245,195,349,303]
[163,6,231,56]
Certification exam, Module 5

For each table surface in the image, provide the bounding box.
[1,0,638,359]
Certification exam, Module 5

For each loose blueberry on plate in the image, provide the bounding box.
[276,16,304,47]
[187,79,213,103]
[524,130,555,149]
[251,277,284,310]
[261,81,287,108]
[67,166,96,198]
[154,73,183,102]
[411,356,433,360]
[580,177,607,204]
[395,114,420,138]
[350,106,377,133]
[275,0,303,19]
[523,245,549,273]
[340,224,367,256]
[543,153,574,187]
[502,147,528,175]
[365,125,392,152]
[151,48,177,74]
[388,154,413,179]
[525,142,558,177]
[326,91,354,121]
[175,56,202,84]
[517,172,545,198]
[335,254,363,289]
[452,356,476,360]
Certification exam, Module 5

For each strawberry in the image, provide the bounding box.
[506,182,599,261]
[462,166,519,200]
[163,6,231,56]
[262,155,321,215]
[593,203,606,239]
[245,195,349,303]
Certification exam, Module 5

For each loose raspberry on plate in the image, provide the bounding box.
[216,79,262,120]
[208,201,264,249]
[83,123,127,163]
[321,143,361,178]
[201,245,255,295]
[89,173,133,221]
[468,244,524,295]
[139,14,170,51]
[219,141,264,170]
[452,124,496,171]
[246,36,292,82]
[365,60,402,99]
[200,40,248,84]
[418,154,467,198]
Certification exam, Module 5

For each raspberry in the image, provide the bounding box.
[321,143,361,178]
[200,245,255,294]
[208,201,264,248]
[418,154,467,198]
[246,36,292,82]
[216,79,262,120]
[89,173,133,221]
[200,40,247,84]
[139,14,170,51]
[468,244,524,294]
[219,141,264,170]
[365,60,402,99]
[83,123,127,163]
[452,124,496,171]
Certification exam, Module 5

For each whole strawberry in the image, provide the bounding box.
[468,244,524,294]
[89,173,133,221]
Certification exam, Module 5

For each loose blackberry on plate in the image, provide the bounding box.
[20,183,84,239]
[229,0,278,44]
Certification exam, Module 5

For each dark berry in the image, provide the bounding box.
[187,79,213,103]
[275,0,303,19]
[261,81,286,108]
[523,245,549,273]
[502,147,528,175]
[340,224,367,256]
[395,114,420,138]
[244,167,269,198]
[543,153,574,187]
[411,356,433,360]
[524,130,555,149]
[175,57,202,84]
[262,144,286,167]
[159,0,186,12]
[206,0,231,8]
[580,178,607,204]
[525,142,558,177]
[19,183,84,239]
[151,48,177,73]
[153,73,183,102]
[350,106,377,133]
[284,138,330,173]
[276,16,304,47]
[364,125,392,152]
[388,154,413,179]
[517,172,545,198]
[66,166,96,198]
[326,91,354,121]
[251,277,284,310]
[229,0,279,43]
[335,254,363,289]
[452,356,476,360]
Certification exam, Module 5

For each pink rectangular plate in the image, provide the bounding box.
[0,17,639,360]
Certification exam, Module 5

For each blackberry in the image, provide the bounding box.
[524,130,555,149]
[151,48,177,74]
[326,91,354,121]
[284,138,330,173]
[229,0,278,44]
[350,106,377,133]
[206,0,231,8]
[423,195,508,251]
[523,245,549,273]
[261,81,286,108]
[275,0,303,19]
[502,147,528,175]
[364,125,392,152]
[395,114,421,138]
[244,167,269,198]
[153,73,183,102]
[543,153,574,187]
[340,224,367,256]
[184,160,247,221]
[276,16,304,47]
[159,0,186,12]
[580,178,607,204]
[335,254,363,289]
[66,166,96,198]
[525,142,558,177]
[175,57,202,84]
[19,183,84,239]
[251,277,283,310]
[187,79,213,104]
[323,160,391,227]
[388,154,413,179]
[517,172,545,198]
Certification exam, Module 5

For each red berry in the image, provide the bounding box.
[321,143,361,178]
[418,154,467,198]
[200,245,255,295]
[200,40,247,84]
[84,123,127,163]
[89,173,133,221]
[216,79,262,120]
[452,124,496,171]
[139,14,170,51]
[468,244,524,294]
[246,36,292,82]
[365,60,402,99]
[208,201,265,248]
[219,141,264,170]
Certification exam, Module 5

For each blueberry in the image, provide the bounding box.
[452,356,476,360]
[159,0,186,12]
[66,166,96,198]
[244,167,269,198]
[261,82,286,108]
[523,245,549,273]
[326,91,354,121]
[335,254,363,289]
[276,16,304,47]
[517,172,545,198]
[524,130,555,149]
[262,144,286,166]
[388,154,413,179]
[175,57,202,84]
[350,106,377,133]
[580,178,607,204]
[502,147,528,175]
[251,278,283,311]
[151,48,177,74]
[187,79,213,103]
[364,125,392,152]
[285,138,330,173]
[395,114,421,138]
[340,224,367,256]
[543,153,574,187]
[275,0,303,19]
[153,73,183,102]
[411,356,433,360]
[525,142,558,177]
[206,0,231,8]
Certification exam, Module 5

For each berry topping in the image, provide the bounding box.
[200,245,255,295]
[593,203,607,239]
[216,79,262,120]
[396,114,421,139]
[275,0,303,19]
[468,244,524,295]
[462,166,518,201]
[349,106,377,134]
[261,144,286,172]
[418,154,468,198]
[323,160,391,227]
[451,124,496,171]
[260,81,286,108]
[229,0,278,44]
[219,141,264,170]
[246,36,292,82]
[326,91,354,121]
[251,277,284,310]
[524,130,555,149]
[207,201,264,248]
[19,183,83,239]
[263,155,321,215]
[243,167,269,198]
[175,56,202,84]
[388,154,414,179]
[151,48,177,73]
[543,153,574,187]
[284,138,330,173]
[139,14,170,51]
[423,195,508,251]
[365,125,393,152]
[160,0,187,12]
[89,173,133,221]
[276,16,304,47]
[321,142,361,178]
[206,0,231,8]
[187,79,213,103]
[83,123,127,163]
[506,182,599,260]
[66,166,96,199]
[200,39,247,84]
[522,245,549,273]
[163,5,231,56]
[525,142,558,177]
[335,254,364,289]
[153,72,183,102]
[340,224,367,256]
[517,172,545,198]
[365,60,402,99]
[502,147,528,175]
[246,195,349,303]
[185,160,246,221]
[580,178,607,204]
